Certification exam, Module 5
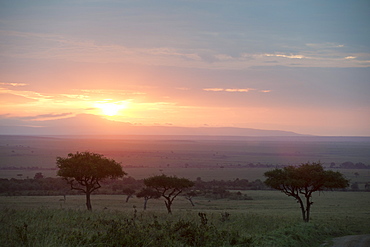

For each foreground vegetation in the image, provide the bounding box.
[1,136,369,245]
[1,191,369,246]
[0,207,367,247]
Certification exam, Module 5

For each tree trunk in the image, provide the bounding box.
[126,195,131,203]
[296,196,307,222]
[305,195,312,223]
[165,200,172,214]
[86,191,92,211]
[188,198,195,206]
[143,198,148,210]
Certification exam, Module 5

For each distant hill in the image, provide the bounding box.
[0,114,305,137]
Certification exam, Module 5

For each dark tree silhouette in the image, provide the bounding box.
[144,174,194,213]
[183,190,197,206]
[264,162,349,222]
[351,182,359,190]
[136,187,161,210]
[122,187,136,202]
[34,172,44,180]
[56,151,126,210]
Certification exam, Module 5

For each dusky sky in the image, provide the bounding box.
[1,0,369,136]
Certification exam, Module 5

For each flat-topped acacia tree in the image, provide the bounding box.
[264,162,349,222]
[144,174,194,213]
[57,151,126,210]
[136,187,161,210]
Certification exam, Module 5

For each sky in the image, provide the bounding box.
[0,0,370,136]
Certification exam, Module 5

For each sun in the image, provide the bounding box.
[99,103,121,116]
[94,102,127,116]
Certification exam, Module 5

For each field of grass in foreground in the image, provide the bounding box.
[1,191,369,246]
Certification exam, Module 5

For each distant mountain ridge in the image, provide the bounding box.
[0,114,305,137]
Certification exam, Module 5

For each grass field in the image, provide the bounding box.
[1,191,369,219]
[1,135,370,187]
[2,167,370,191]
[1,191,369,246]
[1,135,369,246]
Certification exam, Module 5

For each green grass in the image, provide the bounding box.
[0,206,367,247]
[2,167,369,190]
[1,191,369,246]
[1,137,369,245]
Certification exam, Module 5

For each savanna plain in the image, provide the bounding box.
[0,135,370,246]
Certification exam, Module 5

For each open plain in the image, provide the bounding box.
[1,135,370,178]
[0,135,369,246]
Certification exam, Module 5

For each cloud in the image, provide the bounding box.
[204,88,258,93]
[146,47,200,61]
[0,82,28,87]
[0,93,37,104]
[79,89,146,96]
[306,43,345,49]
[225,88,255,92]
[203,88,272,93]
[60,94,90,100]
[264,53,306,59]
[19,112,74,121]
[0,86,51,102]
[2,29,369,70]
[203,88,225,92]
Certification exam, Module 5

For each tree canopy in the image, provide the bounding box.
[264,162,349,222]
[122,187,136,203]
[57,151,126,210]
[144,174,194,213]
[136,187,161,210]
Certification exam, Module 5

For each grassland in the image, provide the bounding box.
[1,136,370,188]
[1,167,369,192]
[1,135,369,246]
[1,136,370,171]
[1,191,369,246]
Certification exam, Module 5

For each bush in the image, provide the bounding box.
[0,208,368,247]
[0,208,252,247]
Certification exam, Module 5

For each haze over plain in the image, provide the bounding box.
[1,1,369,136]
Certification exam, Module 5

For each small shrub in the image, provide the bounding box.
[220,211,230,222]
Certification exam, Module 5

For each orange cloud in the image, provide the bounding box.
[225,88,255,92]
[203,88,224,92]
[20,113,74,121]
[0,82,28,87]
[203,88,268,93]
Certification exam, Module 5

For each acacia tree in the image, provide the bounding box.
[144,174,194,213]
[136,187,161,210]
[122,187,136,203]
[264,162,349,222]
[57,151,126,210]
[183,190,197,206]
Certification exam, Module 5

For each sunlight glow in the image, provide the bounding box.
[94,101,128,116]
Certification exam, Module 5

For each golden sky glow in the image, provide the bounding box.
[93,101,129,117]
[0,1,370,136]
